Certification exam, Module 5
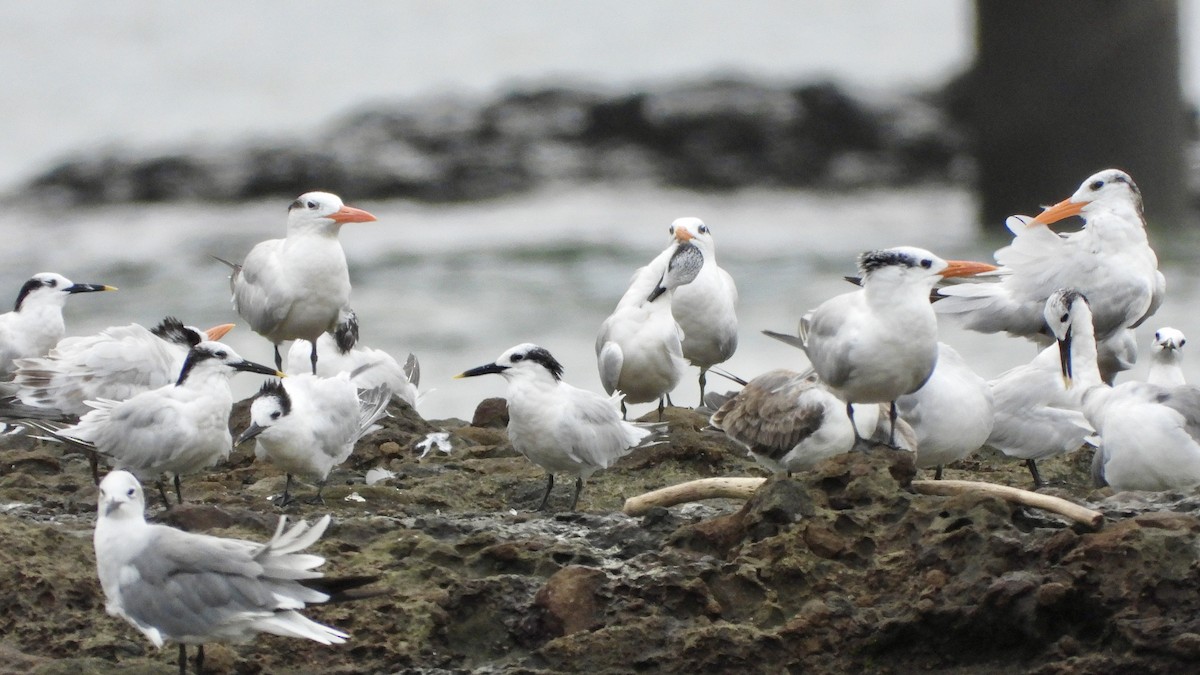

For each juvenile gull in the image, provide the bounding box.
[0,272,116,376]
[93,471,368,674]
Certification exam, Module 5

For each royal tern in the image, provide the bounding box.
[657,218,738,404]
[896,342,994,477]
[287,332,420,409]
[457,343,664,511]
[801,246,995,444]
[12,317,234,416]
[34,342,282,502]
[1047,290,1200,492]
[220,192,377,373]
[596,239,702,418]
[1147,327,1186,386]
[237,377,390,505]
[94,471,374,674]
[709,369,914,475]
[937,169,1164,380]
[0,273,115,376]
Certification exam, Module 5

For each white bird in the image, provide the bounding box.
[94,471,373,675]
[896,342,994,477]
[709,369,915,474]
[220,192,377,373]
[1047,290,1200,492]
[1147,327,1186,386]
[12,317,234,416]
[34,342,281,503]
[236,376,391,505]
[456,343,664,511]
[0,273,116,377]
[657,218,738,404]
[936,169,1164,381]
[596,238,702,418]
[801,246,995,444]
[287,332,420,409]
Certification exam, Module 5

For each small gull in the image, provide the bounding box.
[1147,327,1186,386]
[457,343,665,511]
[0,273,116,377]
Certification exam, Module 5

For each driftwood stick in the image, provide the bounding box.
[623,477,766,516]
[911,479,1104,529]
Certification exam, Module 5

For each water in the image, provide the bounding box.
[6,183,1199,421]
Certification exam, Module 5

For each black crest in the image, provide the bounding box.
[175,344,220,385]
[256,379,292,415]
[857,249,919,276]
[522,346,565,381]
[1057,288,1089,311]
[151,317,201,347]
[334,310,359,354]
[14,277,47,312]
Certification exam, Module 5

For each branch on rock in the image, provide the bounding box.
[623,477,766,516]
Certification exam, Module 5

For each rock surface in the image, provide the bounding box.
[1,399,1199,674]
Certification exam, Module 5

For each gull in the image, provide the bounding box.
[0,273,116,376]
[218,192,377,373]
[936,169,1164,381]
[287,332,420,409]
[94,471,374,675]
[896,342,994,478]
[456,343,665,511]
[596,238,702,418]
[236,376,391,505]
[709,369,915,475]
[801,246,995,444]
[33,342,281,501]
[657,218,738,404]
[12,317,234,416]
[1147,327,1186,386]
[1047,290,1200,492]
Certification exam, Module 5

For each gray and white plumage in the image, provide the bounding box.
[222,192,377,372]
[1147,327,1186,387]
[287,333,420,409]
[12,317,234,416]
[709,369,914,474]
[93,471,352,669]
[0,273,116,377]
[936,169,1164,380]
[896,342,994,471]
[458,343,663,510]
[237,375,390,504]
[596,238,702,410]
[1047,290,1200,492]
[37,342,281,500]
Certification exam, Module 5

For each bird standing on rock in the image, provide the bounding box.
[220,192,377,373]
[457,343,664,511]
[0,273,116,377]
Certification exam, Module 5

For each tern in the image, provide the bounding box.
[12,317,234,416]
[219,192,377,373]
[596,237,702,418]
[1048,290,1200,492]
[287,332,420,409]
[94,471,377,675]
[33,342,282,502]
[801,246,995,445]
[709,368,915,475]
[937,169,1164,381]
[895,342,994,478]
[0,273,116,376]
[1147,327,1186,387]
[236,376,391,505]
[457,343,665,511]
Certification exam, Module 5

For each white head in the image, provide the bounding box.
[97,470,146,522]
[286,191,377,235]
[236,379,291,446]
[175,340,283,385]
[856,246,994,289]
[668,217,716,255]
[13,272,115,312]
[1043,289,1094,385]
[647,241,704,302]
[1152,327,1186,355]
[456,343,565,384]
[1030,169,1142,226]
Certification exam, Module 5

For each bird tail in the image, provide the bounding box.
[23,419,98,452]
[354,384,392,441]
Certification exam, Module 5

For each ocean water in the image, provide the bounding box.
[5,183,1199,421]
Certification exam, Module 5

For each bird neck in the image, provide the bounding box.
[1148,352,1186,387]
[864,277,932,314]
[1064,316,1104,403]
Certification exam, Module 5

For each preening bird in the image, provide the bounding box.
[457,343,664,511]
[13,317,234,416]
[94,471,376,675]
[237,376,390,505]
[287,332,420,409]
[220,192,377,373]
[0,272,116,376]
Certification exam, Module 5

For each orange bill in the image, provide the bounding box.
[940,260,999,278]
[204,323,235,341]
[1028,197,1085,226]
[329,205,378,224]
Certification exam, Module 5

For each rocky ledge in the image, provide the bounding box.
[1,399,1199,674]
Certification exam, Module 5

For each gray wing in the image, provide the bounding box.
[711,369,827,461]
[232,239,291,338]
[1143,384,1200,441]
[561,388,645,468]
[596,337,623,396]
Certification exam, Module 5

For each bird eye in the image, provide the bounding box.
[698,224,709,234]
[1156,332,1162,340]
[215,351,227,359]
[1089,180,1104,191]
[270,411,281,420]
[1060,313,1069,323]
[126,488,135,497]
[45,278,57,288]
[1182,339,1187,347]
[920,259,932,269]
[306,200,318,209]
[668,226,674,235]
[511,353,524,362]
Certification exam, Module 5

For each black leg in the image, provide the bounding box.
[174,474,184,504]
[888,401,898,447]
[196,644,205,674]
[156,479,173,509]
[620,400,627,420]
[178,644,187,675]
[536,474,554,511]
[310,342,318,375]
[277,474,296,506]
[570,476,584,511]
[273,344,283,372]
[845,402,863,445]
[934,464,944,480]
[657,396,665,422]
[1025,459,1045,489]
[89,450,100,485]
[304,479,327,505]
[698,369,708,407]
[666,392,674,407]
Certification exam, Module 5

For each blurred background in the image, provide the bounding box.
[1,0,1198,420]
